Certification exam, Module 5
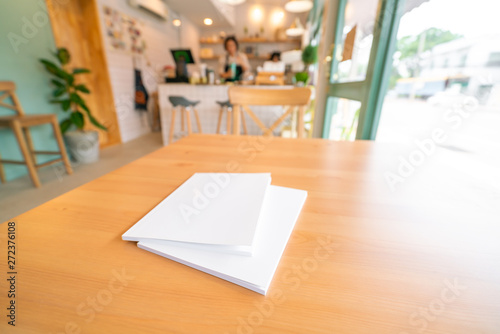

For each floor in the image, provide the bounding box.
[0,132,163,223]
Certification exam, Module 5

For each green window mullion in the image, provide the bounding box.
[356,0,405,140]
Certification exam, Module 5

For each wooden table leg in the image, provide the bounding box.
[12,122,41,187]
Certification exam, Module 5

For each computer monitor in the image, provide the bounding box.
[170,49,195,64]
[170,49,194,82]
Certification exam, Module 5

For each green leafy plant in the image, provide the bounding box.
[295,45,318,85]
[294,72,309,84]
[301,45,318,66]
[39,47,107,134]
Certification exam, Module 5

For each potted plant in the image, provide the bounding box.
[39,47,107,164]
[295,44,318,86]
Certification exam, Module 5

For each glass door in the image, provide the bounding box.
[319,0,404,140]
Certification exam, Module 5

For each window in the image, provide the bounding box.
[486,52,500,67]
[458,54,467,67]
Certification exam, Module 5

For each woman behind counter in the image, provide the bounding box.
[218,36,251,82]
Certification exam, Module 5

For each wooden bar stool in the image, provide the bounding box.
[0,81,73,188]
[167,96,202,143]
[215,100,247,135]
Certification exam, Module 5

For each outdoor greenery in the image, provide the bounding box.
[388,28,463,88]
[39,47,107,134]
[397,28,462,60]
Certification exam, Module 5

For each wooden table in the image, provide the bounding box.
[1,135,499,333]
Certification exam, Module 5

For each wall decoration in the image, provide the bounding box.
[103,6,146,54]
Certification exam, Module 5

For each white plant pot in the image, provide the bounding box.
[64,130,99,164]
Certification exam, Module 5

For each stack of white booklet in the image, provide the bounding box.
[122,173,307,295]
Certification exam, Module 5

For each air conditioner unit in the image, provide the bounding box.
[129,0,168,20]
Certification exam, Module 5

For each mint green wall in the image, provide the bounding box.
[0,0,64,181]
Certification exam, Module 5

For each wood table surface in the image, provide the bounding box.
[1,134,499,333]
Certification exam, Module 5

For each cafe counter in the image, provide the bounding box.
[158,84,286,145]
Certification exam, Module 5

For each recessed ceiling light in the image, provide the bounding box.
[172,19,181,27]
[285,0,313,13]
[204,18,213,26]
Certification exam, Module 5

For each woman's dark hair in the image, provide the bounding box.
[270,52,281,61]
[224,36,239,51]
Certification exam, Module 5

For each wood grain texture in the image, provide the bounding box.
[1,135,499,333]
[46,0,121,147]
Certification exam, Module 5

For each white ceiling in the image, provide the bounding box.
[166,0,430,29]
[165,0,234,28]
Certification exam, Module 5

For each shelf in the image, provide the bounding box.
[200,54,272,61]
[200,38,301,45]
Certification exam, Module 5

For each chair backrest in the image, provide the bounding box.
[0,81,24,116]
[228,87,311,106]
[228,86,312,137]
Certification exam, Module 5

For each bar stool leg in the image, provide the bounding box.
[184,107,192,135]
[0,151,6,183]
[181,107,185,133]
[169,106,177,144]
[12,121,41,187]
[51,117,73,175]
[193,108,202,133]
[226,107,231,135]
[216,107,223,134]
[240,110,248,135]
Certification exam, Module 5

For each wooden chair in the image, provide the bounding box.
[0,81,73,188]
[228,87,311,137]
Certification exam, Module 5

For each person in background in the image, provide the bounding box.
[219,36,250,82]
[270,52,281,62]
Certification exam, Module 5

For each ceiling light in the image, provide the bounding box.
[271,10,285,25]
[285,0,313,13]
[217,0,246,5]
[251,7,263,22]
[204,18,213,26]
[172,19,181,27]
[286,17,305,36]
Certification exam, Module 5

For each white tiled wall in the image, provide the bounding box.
[96,0,199,143]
